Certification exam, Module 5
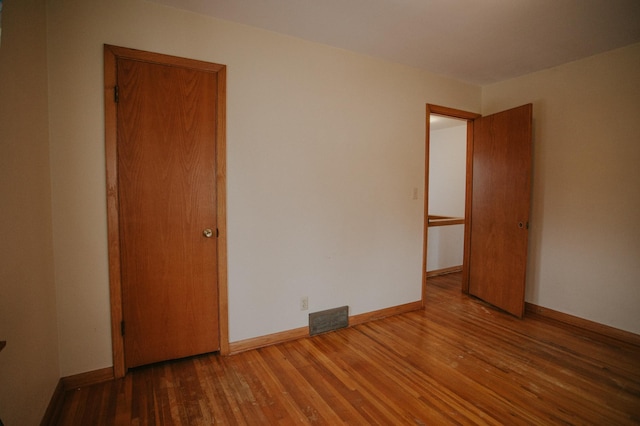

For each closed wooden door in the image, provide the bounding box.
[468,104,532,317]
[117,56,220,368]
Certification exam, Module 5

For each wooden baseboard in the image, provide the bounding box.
[229,301,423,354]
[228,326,309,355]
[349,301,423,326]
[426,266,462,278]
[525,303,640,347]
[61,366,114,390]
[41,367,115,425]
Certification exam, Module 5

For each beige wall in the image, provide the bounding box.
[483,43,640,334]
[0,0,60,424]
[46,0,481,376]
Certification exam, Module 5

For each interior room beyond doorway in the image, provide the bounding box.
[427,115,467,277]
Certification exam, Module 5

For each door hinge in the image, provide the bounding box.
[114,85,119,103]
[120,320,125,336]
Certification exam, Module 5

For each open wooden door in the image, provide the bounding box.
[468,104,532,317]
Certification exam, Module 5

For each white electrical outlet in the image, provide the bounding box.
[300,296,309,311]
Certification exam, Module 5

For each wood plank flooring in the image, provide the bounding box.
[56,273,640,425]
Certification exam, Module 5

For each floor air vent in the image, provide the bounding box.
[309,306,349,336]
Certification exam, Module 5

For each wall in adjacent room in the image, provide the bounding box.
[0,0,60,424]
[427,124,466,271]
[482,43,640,334]
[46,0,481,376]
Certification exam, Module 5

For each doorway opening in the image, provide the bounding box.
[427,115,467,278]
[422,105,479,304]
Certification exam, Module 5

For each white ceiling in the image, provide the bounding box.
[148,0,640,85]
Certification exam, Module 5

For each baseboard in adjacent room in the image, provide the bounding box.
[426,266,462,278]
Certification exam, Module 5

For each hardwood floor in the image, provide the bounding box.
[56,273,640,425]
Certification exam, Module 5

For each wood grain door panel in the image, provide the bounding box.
[117,58,220,368]
[468,104,532,317]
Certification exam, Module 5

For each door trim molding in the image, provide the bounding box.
[104,45,229,378]
[423,105,480,305]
